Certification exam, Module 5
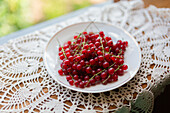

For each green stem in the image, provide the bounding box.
[114,64,123,72]
[61,47,67,58]
[99,37,105,55]
[118,49,122,55]
[80,36,86,54]
[103,75,111,83]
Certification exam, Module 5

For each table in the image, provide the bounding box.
[0,0,169,112]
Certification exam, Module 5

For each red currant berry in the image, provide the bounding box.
[118,59,124,64]
[59,55,65,60]
[76,56,81,62]
[66,75,72,81]
[101,72,107,79]
[108,40,113,46]
[75,80,79,87]
[103,61,109,68]
[85,80,91,87]
[97,50,103,55]
[90,78,96,85]
[89,59,95,65]
[84,45,89,49]
[67,41,71,45]
[77,64,82,70]
[74,36,78,39]
[86,67,92,74]
[95,42,100,47]
[72,70,78,75]
[99,31,104,37]
[59,51,63,56]
[69,80,74,85]
[79,81,85,88]
[84,76,90,80]
[68,56,74,62]
[108,68,115,75]
[74,75,79,80]
[105,46,110,52]
[98,55,104,61]
[83,31,87,34]
[59,47,62,51]
[122,65,128,70]
[80,60,85,66]
[82,49,87,54]
[58,69,63,75]
[113,74,118,81]
[105,37,111,41]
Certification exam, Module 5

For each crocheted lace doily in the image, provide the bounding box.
[0,0,169,112]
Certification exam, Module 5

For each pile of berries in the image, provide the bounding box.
[58,31,128,88]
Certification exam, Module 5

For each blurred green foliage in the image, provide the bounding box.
[0,0,91,37]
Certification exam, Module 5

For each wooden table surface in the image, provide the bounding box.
[115,0,170,8]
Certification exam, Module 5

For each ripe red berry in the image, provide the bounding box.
[77,64,82,70]
[95,42,100,47]
[74,80,79,87]
[68,56,74,62]
[97,50,103,55]
[108,68,115,75]
[66,75,72,81]
[105,46,110,52]
[74,36,78,39]
[82,49,87,54]
[86,67,92,74]
[58,69,63,75]
[104,53,110,59]
[118,59,124,64]
[108,40,113,46]
[69,80,74,85]
[59,51,63,56]
[59,55,65,60]
[84,76,90,80]
[90,78,96,85]
[74,75,79,80]
[59,47,62,51]
[67,41,71,45]
[105,37,111,41]
[122,65,128,70]
[80,60,85,66]
[101,72,107,79]
[113,74,118,81]
[76,56,81,62]
[83,31,87,34]
[84,45,89,49]
[98,55,104,61]
[99,31,104,37]
[89,59,95,65]
[79,81,85,88]
[103,62,109,68]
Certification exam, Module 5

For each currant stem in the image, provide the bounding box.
[103,75,111,83]
[61,47,67,58]
[118,49,122,55]
[99,37,105,55]
[114,64,123,72]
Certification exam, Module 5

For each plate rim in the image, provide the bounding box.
[43,21,141,93]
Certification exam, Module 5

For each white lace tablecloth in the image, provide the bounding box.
[0,0,170,113]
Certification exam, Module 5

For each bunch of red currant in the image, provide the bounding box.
[58,31,128,88]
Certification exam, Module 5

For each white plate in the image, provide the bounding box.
[44,22,141,93]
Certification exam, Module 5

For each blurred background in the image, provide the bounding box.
[0,0,107,37]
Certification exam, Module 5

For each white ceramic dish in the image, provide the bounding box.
[44,22,141,93]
